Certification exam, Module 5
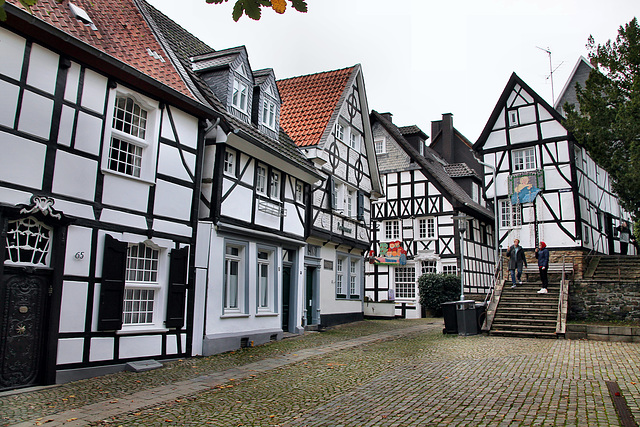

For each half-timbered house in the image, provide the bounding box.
[139,2,322,354]
[277,66,383,328]
[0,0,217,389]
[366,111,495,318]
[473,72,634,261]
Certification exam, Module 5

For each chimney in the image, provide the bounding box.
[441,113,454,163]
[381,112,393,123]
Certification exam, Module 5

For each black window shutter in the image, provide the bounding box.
[98,235,127,331]
[328,176,336,210]
[357,191,365,221]
[165,246,189,329]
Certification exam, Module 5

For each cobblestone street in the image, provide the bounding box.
[2,319,640,426]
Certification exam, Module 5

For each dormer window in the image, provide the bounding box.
[334,123,345,141]
[262,100,276,129]
[232,78,248,112]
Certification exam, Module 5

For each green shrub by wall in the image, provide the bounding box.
[418,273,460,316]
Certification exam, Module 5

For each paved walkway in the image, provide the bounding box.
[2,319,640,426]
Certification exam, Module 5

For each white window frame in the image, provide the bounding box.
[512,147,536,172]
[442,264,457,275]
[334,122,345,141]
[349,130,361,151]
[256,163,267,195]
[295,181,304,203]
[257,247,275,312]
[346,188,355,218]
[121,240,167,332]
[262,99,276,129]
[349,259,358,296]
[508,109,519,126]
[421,260,437,275]
[224,149,235,176]
[384,220,400,241]
[223,242,246,314]
[394,265,416,300]
[270,170,281,200]
[417,217,436,240]
[500,200,522,228]
[336,253,360,299]
[336,256,345,296]
[102,88,160,183]
[374,138,386,154]
[232,78,249,113]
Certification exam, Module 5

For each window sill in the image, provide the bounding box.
[102,168,155,186]
[220,313,250,319]
[117,326,169,335]
[255,312,278,317]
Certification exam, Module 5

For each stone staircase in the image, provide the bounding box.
[586,255,640,281]
[489,281,559,339]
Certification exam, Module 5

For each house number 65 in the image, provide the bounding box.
[75,252,85,260]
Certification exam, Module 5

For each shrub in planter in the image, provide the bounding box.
[418,273,460,316]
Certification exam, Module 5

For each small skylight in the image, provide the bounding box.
[68,2,97,31]
[146,48,166,63]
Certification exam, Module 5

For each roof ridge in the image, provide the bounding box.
[277,65,356,82]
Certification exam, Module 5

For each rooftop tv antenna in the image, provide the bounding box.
[536,46,564,105]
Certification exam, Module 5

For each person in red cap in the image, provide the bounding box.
[535,241,549,294]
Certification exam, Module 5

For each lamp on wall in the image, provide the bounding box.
[453,214,473,301]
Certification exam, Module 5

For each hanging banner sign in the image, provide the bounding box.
[368,241,407,265]
[508,170,545,205]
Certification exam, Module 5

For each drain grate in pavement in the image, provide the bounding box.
[606,380,638,427]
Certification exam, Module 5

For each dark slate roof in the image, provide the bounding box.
[191,46,246,72]
[371,110,493,222]
[138,0,319,181]
[444,163,479,179]
[399,125,428,140]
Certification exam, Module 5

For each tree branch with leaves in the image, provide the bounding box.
[564,17,640,218]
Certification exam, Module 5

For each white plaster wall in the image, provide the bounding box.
[282,202,305,237]
[119,335,162,359]
[59,281,88,333]
[64,62,81,103]
[50,198,95,221]
[81,69,107,114]
[509,124,538,145]
[101,174,150,212]
[518,105,537,125]
[57,105,75,147]
[541,120,567,140]
[100,209,148,230]
[74,111,103,156]
[18,90,53,139]
[152,219,192,238]
[26,43,58,95]
[52,151,97,201]
[57,338,84,364]
[63,226,93,277]
[0,79,20,127]
[220,184,252,222]
[154,180,193,221]
[0,27,25,79]
[0,133,46,189]
[157,143,196,182]
[89,337,114,362]
[162,107,199,150]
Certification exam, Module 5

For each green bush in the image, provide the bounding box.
[418,273,460,316]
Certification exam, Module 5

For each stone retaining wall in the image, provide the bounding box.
[566,324,640,342]
[569,281,640,322]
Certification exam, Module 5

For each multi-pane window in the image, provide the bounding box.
[442,264,457,275]
[421,261,437,275]
[232,79,248,112]
[385,220,400,240]
[108,96,148,178]
[224,149,235,175]
[123,243,159,325]
[336,257,344,295]
[224,245,243,310]
[256,164,267,194]
[334,123,344,141]
[513,147,536,171]
[394,266,416,299]
[508,109,519,126]
[257,249,273,310]
[262,100,276,129]
[350,131,360,151]
[349,259,358,296]
[270,171,280,199]
[346,189,355,217]
[374,138,385,154]
[500,200,522,228]
[295,181,304,203]
[418,218,436,240]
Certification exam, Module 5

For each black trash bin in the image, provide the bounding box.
[456,300,477,336]
[475,302,487,331]
[441,301,458,334]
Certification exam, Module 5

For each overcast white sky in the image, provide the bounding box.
[147,0,636,142]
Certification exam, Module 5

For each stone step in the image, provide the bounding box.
[495,311,557,320]
[490,322,556,333]
[490,329,559,339]
[493,317,557,326]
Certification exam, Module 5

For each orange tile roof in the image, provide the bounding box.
[277,66,355,147]
[6,0,193,100]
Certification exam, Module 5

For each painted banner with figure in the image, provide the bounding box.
[509,170,544,204]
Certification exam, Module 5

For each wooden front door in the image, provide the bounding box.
[0,268,51,390]
[281,265,291,332]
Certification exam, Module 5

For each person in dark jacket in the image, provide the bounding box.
[535,241,550,294]
[506,239,527,288]
[617,221,631,255]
